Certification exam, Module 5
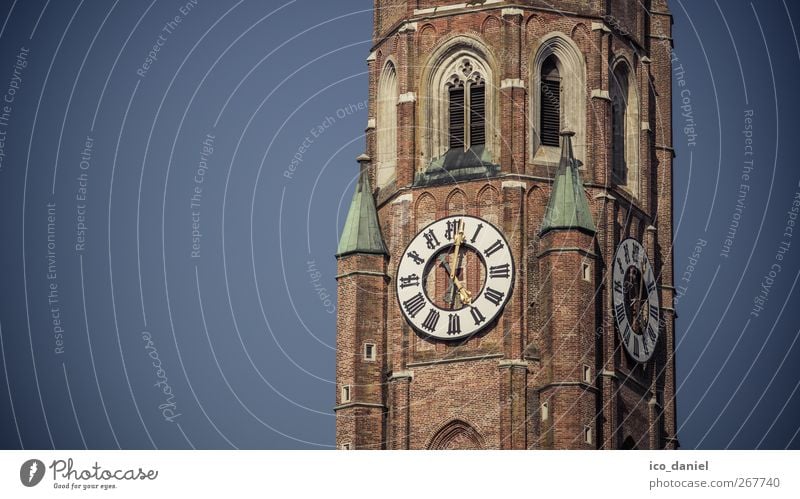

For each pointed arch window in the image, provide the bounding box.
[610,61,640,196]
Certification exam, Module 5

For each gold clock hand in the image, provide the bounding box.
[452,275,472,304]
[449,220,464,279]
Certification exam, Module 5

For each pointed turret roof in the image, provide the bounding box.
[540,131,596,236]
[336,156,388,257]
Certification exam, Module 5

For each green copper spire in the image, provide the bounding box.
[540,131,596,236]
[336,155,388,257]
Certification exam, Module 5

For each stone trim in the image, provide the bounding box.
[501,180,527,189]
[392,193,413,204]
[537,381,600,394]
[335,270,389,280]
[591,21,611,33]
[591,89,611,101]
[600,369,618,379]
[398,22,418,33]
[333,402,386,411]
[537,247,598,259]
[389,370,414,381]
[366,50,376,62]
[398,92,417,103]
[500,78,525,89]
[413,0,503,16]
[366,117,376,130]
[641,121,652,132]
[408,353,504,367]
[501,8,523,17]
[594,191,616,201]
[498,359,528,369]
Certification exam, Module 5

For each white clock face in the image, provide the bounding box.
[396,215,514,340]
[612,238,660,363]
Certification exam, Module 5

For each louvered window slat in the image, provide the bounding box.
[540,78,561,147]
[469,84,486,146]
[449,86,466,148]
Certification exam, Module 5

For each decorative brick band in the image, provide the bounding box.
[408,353,503,367]
[335,270,389,280]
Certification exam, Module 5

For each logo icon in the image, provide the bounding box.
[20,459,45,487]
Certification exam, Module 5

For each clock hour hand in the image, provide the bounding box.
[438,254,471,306]
[438,254,459,306]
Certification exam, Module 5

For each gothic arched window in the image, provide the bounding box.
[376,60,398,188]
[531,34,586,165]
[420,36,498,171]
[610,60,640,195]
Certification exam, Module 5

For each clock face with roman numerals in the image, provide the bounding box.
[612,238,660,363]
[396,215,514,340]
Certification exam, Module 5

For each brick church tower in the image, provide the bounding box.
[336,0,676,450]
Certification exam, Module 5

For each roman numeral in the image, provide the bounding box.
[407,251,424,265]
[613,280,623,294]
[403,293,426,318]
[470,306,486,325]
[447,314,461,336]
[399,274,420,289]
[632,243,640,263]
[646,277,657,295]
[614,302,627,322]
[444,219,462,241]
[649,303,659,320]
[647,324,658,343]
[641,335,650,356]
[616,257,624,275]
[421,308,440,332]
[489,263,511,279]
[633,336,640,357]
[424,229,441,250]
[623,244,631,265]
[484,287,505,306]
[484,239,504,257]
[470,223,483,243]
[622,325,631,345]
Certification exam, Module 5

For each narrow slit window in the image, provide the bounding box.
[582,262,591,282]
[541,401,549,421]
[364,343,376,361]
[341,385,351,403]
[584,425,593,444]
[583,365,592,383]
[540,55,561,147]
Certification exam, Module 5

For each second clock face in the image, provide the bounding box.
[396,215,514,340]
[612,238,660,363]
